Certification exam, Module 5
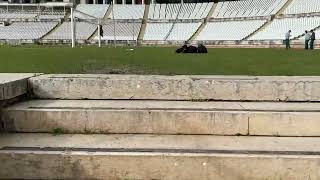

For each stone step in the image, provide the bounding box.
[0,73,41,132]
[0,73,40,101]
[1,133,320,179]
[29,74,320,101]
[3,100,320,136]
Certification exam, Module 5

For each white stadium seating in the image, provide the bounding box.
[75,4,109,19]
[38,14,65,19]
[0,1,320,44]
[95,22,141,40]
[109,5,145,19]
[0,13,37,19]
[166,22,201,41]
[0,22,57,40]
[196,19,266,40]
[143,22,173,40]
[249,17,320,40]
[178,3,213,19]
[0,5,65,19]
[148,3,181,19]
[148,3,212,20]
[283,0,320,15]
[38,7,65,19]
[0,6,38,19]
[45,21,96,40]
[212,0,287,18]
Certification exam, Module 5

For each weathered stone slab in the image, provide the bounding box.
[5,100,320,136]
[0,73,41,132]
[29,74,320,101]
[0,73,40,101]
[0,150,320,179]
[249,112,320,136]
[2,100,248,135]
[1,134,320,179]
[2,133,320,152]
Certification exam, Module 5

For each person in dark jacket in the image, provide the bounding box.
[176,41,188,53]
[186,45,198,53]
[99,25,104,37]
[176,42,208,54]
[310,30,316,50]
[197,43,208,53]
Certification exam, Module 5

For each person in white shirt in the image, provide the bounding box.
[284,30,291,49]
[304,30,311,50]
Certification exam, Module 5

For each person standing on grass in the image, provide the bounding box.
[304,30,310,50]
[99,25,104,37]
[285,30,292,49]
[310,30,316,50]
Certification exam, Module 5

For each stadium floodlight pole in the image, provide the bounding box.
[71,7,75,48]
[98,19,101,48]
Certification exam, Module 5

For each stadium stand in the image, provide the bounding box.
[196,19,267,41]
[0,3,68,20]
[0,22,58,40]
[0,12,37,19]
[166,22,201,41]
[95,22,141,40]
[178,3,213,19]
[0,0,320,47]
[283,0,320,15]
[143,22,173,40]
[44,21,96,40]
[109,5,145,19]
[148,3,181,19]
[0,5,38,19]
[38,7,66,19]
[211,0,287,18]
[74,4,109,19]
[147,3,212,20]
[249,16,320,40]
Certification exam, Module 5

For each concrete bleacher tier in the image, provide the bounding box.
[148,3,180,19]
[283,0,320,15]
[212,0,287,18]
[0,8,38,19]
[0,13,37,19]
[148,3,212,19]
[44,21,96,40]
[143,22,173,40]
[75,4,109,19]
[0,5,66,19]
[249,16,320,40]
[38,7,65,19]
[0,22,58,40]
[166,22,201,41]
[95,22,141,40]
[178,2,213,19]
[4,74,320,179]
[109,5,145,19]
[0,6,37,19]
[196,19,266,41]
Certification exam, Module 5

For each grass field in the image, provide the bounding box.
[1,45,320,75]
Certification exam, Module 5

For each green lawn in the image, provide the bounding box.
[1,45,320,75]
